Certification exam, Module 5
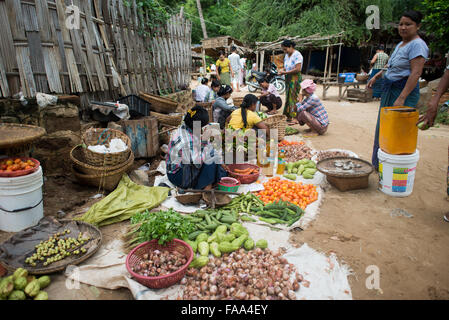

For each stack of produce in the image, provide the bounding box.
[284,159,317,180]
[129,250,188,277]
[182,247,306,300]
[0,268,50,300]
[124,209,195,251]
[223,192,265,214]
[278,140,304,148]
[283,144,313,162]
[25,230,90,267]
[186,223,267,270]
[285,127,299,136]
[249,200,303,226]
[315,150,351,162]
[255,177,318,210]
[0,158,37,174]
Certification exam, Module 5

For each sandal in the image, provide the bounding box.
[444,213,449,223]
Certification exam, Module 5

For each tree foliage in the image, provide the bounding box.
[129,0,448,54]
[420,0,449,53]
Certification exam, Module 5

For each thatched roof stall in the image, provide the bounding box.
[192,36,253,72]
[254,32,345,81]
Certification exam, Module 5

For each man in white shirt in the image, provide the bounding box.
[228,46,241,92]
[239,57,247,87]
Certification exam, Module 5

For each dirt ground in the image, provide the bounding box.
[232,82,449,300]
[1,82,448,300]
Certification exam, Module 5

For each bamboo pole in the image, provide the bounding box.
[337,43,342,78]
[323,40,330,82]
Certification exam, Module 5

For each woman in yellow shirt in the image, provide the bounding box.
[227,94,269,131]
[216,51,232,86]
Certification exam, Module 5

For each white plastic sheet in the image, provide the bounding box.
[65,236,353,300]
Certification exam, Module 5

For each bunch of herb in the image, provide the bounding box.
[124,209,194,250]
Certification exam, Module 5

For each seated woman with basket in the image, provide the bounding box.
[226,94,270,132]
[166,106,228,190]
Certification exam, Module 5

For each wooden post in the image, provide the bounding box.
[256,51,259,71]
[260,50,265,72]
[337,43,342,79]
[196,0,208,39]
[328,46,333,81]
[306,49,312,74]
[202,47,206,75]
[323,41,329,82]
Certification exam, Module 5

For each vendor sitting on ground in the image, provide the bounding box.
[193,77,211,102]
[295,79,329,135]
[258,78,282,115]
[227,94,269,132]
[166,106,227,190]
[204,79,221,103]
[213,85,237,129]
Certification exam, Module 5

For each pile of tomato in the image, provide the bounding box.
[278,140,304,148]
[0,158,36,172]
[255,176,318,210]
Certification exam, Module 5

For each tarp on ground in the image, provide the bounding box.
[75,174,169,227]
[65,226,353,300]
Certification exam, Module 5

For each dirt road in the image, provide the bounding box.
[232,83,449,299]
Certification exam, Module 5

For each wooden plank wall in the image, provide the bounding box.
[0,0,192,108]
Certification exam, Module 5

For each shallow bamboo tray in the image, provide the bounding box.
[0,123,46,149]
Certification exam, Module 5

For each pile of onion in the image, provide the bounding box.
[181,248,308,300]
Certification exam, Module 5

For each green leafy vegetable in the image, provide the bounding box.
[130,209,195,245]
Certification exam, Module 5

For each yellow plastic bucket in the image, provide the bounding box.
[379,106,418,155]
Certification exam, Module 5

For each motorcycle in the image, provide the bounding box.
[247,63,286,95]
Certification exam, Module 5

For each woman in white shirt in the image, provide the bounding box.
[193,77,211,102]
[278,40,303,123]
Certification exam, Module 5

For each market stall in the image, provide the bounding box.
[1,122,369,300]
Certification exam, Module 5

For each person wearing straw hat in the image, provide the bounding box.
[295,79,329,136]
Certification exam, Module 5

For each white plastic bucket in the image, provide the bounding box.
[378,149,419,197]
[0,166,44,232]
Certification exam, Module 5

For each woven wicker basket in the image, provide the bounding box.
[70,145,134,176]
[233,97,244,107]
[356,74,369,81]
[264,114,287,141]
[0,123,46,149]
[151,111,184,127]
[195,101,214,122]
[71,154,134,191]
[82,128,131,167]
[126,239,194,289]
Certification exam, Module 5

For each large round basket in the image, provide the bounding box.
[356,74,369,82]
[0,123,46,149]
[71,154,134,191]
[0,219,102,275]
[264,114,287,141]
[82,128,131,167]
[151,111,184,127]
[316,157,374,192]
[233,97,244,107]
[70,145,134,175]
[126,239,194,289]
[225,164,260,184]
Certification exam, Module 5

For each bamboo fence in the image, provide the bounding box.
[0,0,192,108]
